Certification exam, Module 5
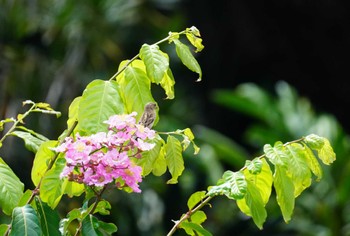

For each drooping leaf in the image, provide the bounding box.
[304,134,336,165]
[285,143,312,197]
[40,157,65,209]
[185,26,204,52]
[159,68,175,99]
[31,140,58,187]
[10,130,48,153]
[238,181,267,229]
[165,135,184,184]
[77,79,125,135]
[0,157,24,215]
[10,205,42,236]
[303,144,323,181]
[34,197,61,236]
[236,159,272,229]
[173,39,202,81]
[273,165,295,223]
[208,171,247,200]
[139,44,169,84]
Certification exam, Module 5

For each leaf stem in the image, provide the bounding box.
[0,103,36,143]
[167,195,213,236]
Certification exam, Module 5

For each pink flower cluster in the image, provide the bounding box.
[54,112,156,193]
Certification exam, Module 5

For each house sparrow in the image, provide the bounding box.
[138,102,157,129]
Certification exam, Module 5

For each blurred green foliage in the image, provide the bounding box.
[0,1,347,235]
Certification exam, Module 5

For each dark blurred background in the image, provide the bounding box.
[1,0,350,235]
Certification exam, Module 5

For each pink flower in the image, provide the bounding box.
[57,111,157,193]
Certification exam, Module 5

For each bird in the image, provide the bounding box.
[138,102,158,129]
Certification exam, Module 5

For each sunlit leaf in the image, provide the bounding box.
[303,144,323,181]
[31,140,58,187]
[165,135,184,184]
[160,68,175,99]
[152,146,167,176]
[67,96,81,131]
[187,191,206,210]
[185,26,204,52]
[77,79,125,135]
[285,143,312,197]
[274,165,295,223]
[208,171,247,200]
[40,157,65,209]
[139,44,169,84]
[122,65,156,121]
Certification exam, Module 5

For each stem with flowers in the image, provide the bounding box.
[0,26,336,236]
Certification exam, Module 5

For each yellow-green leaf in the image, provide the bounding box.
[165,135,184,184]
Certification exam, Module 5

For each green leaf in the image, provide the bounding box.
[165,135,184,184]
[34,197,61,236]
[187,191,206,210]
[238,181,267,229]
[0,157,24,215]
[0,224,9,235]
[67,96,81,130]
[263,142,287,166]
[139,44,169,84]
[10,205,42,236]
[59,208,81,234]
[81,214,117,236]
[135,137,163,176]
[180,222,212,236]
[31,140,58,187]
[236,159,272,229]
[122,65,156,121]
[152,146,167,176]
[93,200,112,216]
[40,157,65,209]
[159,68,175,99]
[285,143,312,197]
[17,190,33,207]
[173,39,202,81]
[81,215,99,236]
[304,134,336,165]
[303,144,323,181]
[10,130,48,153]
[77,79,125,135]
[273,165,295,223]
[208,171,247,200]
[62,180,85,198]
[245,158,263,174]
